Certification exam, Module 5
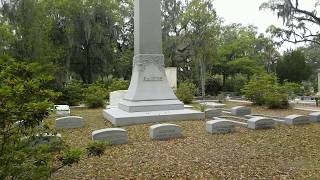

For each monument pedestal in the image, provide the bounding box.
[103,108,205,126]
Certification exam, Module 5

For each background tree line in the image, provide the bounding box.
[0,0,318,97]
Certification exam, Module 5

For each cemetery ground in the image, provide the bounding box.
[50,102,320,179]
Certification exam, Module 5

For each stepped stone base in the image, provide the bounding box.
[103,108,205,126]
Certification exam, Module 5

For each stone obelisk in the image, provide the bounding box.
[103,0,204,126]
[118,0,183,112]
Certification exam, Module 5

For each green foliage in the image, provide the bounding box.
[86,140,110,157]
[199,104,207,112]
[242,73,299,109]
[58,149,82,167]
[55,80,85,106]
[0,56,79,179]
[277,50,312,83]
[108,79,129,92]
[84,82,108,108]
[176,81,196,104]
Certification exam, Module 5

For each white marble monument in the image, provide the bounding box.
[103,0,204,126]
[165,67,177,91]
[108,90,128,108]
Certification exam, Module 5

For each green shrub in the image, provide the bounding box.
[86,141,110,157]
[55,80,85,106]
[0,56,80,179]
[108,79,129,92]
[58,149,82,167]
[84,82,108,108]
[264,87,289,109]
[176,81,196,104]
[241,73,297,109]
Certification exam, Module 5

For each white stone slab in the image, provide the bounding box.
[200,102,226,108]
[206,120,235,134]
[309,112,320,122]
[54,105,70,117]
[247,117,275,129]
[284,115,310,125]
[92,128,128,145]
[230,106,251,116]
[103,108,205,126]
[184,105,194,109]
[109,90,128,106]
[56,116,85,129]
[165,67,177,90]
[205,109,222,118]
[149,124,182,140]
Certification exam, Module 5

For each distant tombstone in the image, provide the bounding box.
[206,120,235,134]
[165,67,177,91]
[230,106,251,116]
[205,109,222,118]
[55,105,70,117]
[92,128,128,145]
[309,112,320,122]
[31,133,62,146]
[109,90,128,107]
[247,117,275,129]
[56,116,85,129]
[149,124,182,140]
[284,115,310,125]
[184,105,194,109]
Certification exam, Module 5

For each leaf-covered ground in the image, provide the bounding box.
[51,103,320,179]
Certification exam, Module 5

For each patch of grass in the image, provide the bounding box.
[51,104,320,179]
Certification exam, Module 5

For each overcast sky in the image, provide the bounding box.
[212,0,317,52]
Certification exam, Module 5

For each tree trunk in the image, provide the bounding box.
[200,56,206,100]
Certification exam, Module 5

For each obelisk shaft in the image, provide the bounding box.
[134,0,162,55]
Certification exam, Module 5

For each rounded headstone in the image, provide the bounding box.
[230,106,251,116]
[309,112,320,122]
[55,105,70,117]
[206,120,235,134]
[284,114,310,125]
[247,117,275,129]
[56,116,85,129]
[92,128,128,145]
[205,109,222,119]
[149,123,182,140]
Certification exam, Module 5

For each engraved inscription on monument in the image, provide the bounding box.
[144,76,163,81]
